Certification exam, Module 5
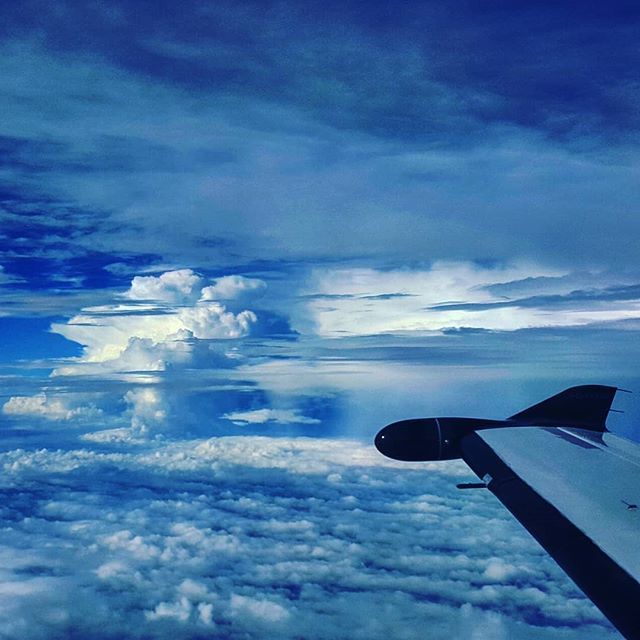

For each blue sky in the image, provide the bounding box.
[1,1,639,637]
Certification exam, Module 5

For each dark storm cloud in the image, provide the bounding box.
[0,4,639,270]
[1,1,638,145]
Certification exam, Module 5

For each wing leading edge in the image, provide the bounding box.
[462,427,640,640]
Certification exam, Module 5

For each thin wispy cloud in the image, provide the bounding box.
[303,263,640,336]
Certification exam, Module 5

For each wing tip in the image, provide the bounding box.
[508,384,619,431]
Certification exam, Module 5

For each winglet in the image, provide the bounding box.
[507,385,619,431]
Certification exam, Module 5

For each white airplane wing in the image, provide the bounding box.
[462,425,640,640]
[375,385,639,639]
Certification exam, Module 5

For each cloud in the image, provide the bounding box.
[1,36,640,282]
[0,9,637,639]
[0,436,617,639]
[38,269,269,444]
[229,593,290,624]
[3,2,638,144]
[178,304,256,339]
[80,427,146,445]
[2,393,102,421]
[0,264,24,287]
[223,408,321,426]
[430,283,640,312]
[126,269,203,303]
[303,263,640,337]
[50,269,261,375]
[124,387,167,437]
[201,275,267,303]
[484,272,638,299]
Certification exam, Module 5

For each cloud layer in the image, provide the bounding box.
[0,436,618,640]
[304,263,640,336]
[2,393,102,422]
[1,15,640,283]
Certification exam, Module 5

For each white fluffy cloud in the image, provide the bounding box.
[201,275,267,303]
[126,269,204,303]
[179,303,256,339]
[79,386,171,444]
[51,270,262,375]
[2,393,102,421]
[0,436,618,640]
[125,387,167,437]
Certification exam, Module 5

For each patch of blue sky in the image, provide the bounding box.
[0,317,81,362]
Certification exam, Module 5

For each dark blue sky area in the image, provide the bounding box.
[0,317,81,362]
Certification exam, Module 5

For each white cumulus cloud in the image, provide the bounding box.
[126,269,203,303]
[230,593,290,623]
[201,275,267,303]
[51,269,261,375]
[179,303,256,339]
[2,393,102,421]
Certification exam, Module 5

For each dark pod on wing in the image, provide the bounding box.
[375,385,620,462]
[375,417,505,461]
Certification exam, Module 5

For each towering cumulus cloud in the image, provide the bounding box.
[51,270,261,374]
[2,270,265,442]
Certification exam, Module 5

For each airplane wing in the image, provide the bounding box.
[374,385,639,639]
[462,426,640,640]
